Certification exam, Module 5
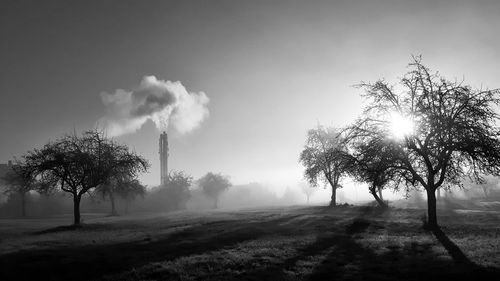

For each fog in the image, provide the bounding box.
[1,181,317,218]
[0,180,349,218]
[2,176,499,219]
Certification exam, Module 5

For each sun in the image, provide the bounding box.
[389,112,414,139]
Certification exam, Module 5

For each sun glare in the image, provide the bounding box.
[389,112,414,139]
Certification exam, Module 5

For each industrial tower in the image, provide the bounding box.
[159,131,169,185]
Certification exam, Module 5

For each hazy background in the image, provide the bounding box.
[1,0,500,201]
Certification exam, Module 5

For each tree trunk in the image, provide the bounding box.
[426,188,438,228]
[378,187,384,201]
[109,192,117,216]
[370,185,388,209]
[73,195,81,225]
[482,187,489,198]
[21,191,26,217]
[307,195,310,205]
[329,186,337,207]
[214,197,218,209]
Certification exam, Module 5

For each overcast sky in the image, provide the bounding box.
[1,0,500,193]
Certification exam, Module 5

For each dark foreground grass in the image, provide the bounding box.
[0,206,499,280]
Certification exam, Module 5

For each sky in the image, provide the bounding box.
[1,0,500,197]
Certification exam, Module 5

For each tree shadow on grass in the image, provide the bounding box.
[309,210,499,280]
[311,217,500,280]
[428,226,499,279]
[430,226,475,267]
[2,207,498,281]
[32,224,80,234]
[234,208,500,281]
[308,234,449,281]
[232,214,375,280]
[33,224,89,235]
[0,214,304,281]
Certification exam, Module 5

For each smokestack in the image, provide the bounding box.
[159,132,169,185]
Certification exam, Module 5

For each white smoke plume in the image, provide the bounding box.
[99,76,209,136]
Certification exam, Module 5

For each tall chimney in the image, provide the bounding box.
[159,132,169,185]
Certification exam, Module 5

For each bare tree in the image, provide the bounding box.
[356,57,500,227]
[122,180,147,213]
[299,125,353,207]
[299,181,316,205]
[164,170,192,210]
[96,176,146,215]
[198,172,231,209]
[346,129,400,209]
[1,161,38,217]
[23,130,149,225]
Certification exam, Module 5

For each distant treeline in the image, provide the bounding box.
[0,181,316,219]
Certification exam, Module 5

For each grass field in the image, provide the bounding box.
[0,205,499,280]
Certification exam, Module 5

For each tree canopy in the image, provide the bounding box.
[23,129,149,225]
[96,176,146,215]
[0,160,39,216]
[299,181,316,205]
[198,172,231,208]
[355,57,500,227]
[163,170,192,210]
[299,125,353,206]
[346,130,401,208]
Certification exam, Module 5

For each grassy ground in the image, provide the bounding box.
[0,205,499,280]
